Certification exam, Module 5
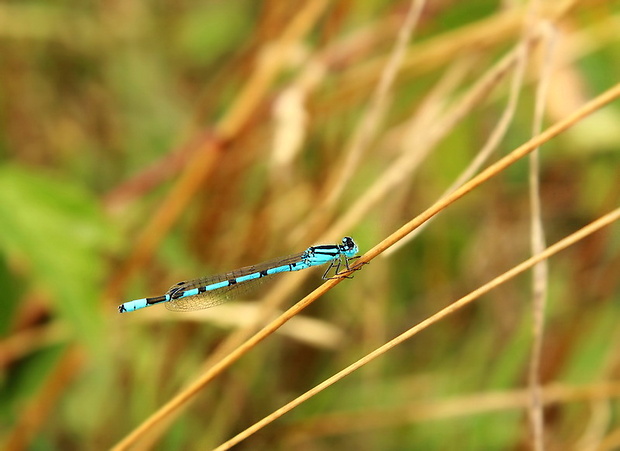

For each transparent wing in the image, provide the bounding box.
[165,251,308,312]
[165,278,266,312]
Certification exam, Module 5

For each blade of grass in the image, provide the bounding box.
[526,19,557,451]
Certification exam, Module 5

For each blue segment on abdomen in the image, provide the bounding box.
[176,280,228,299]
[119,293,170,312]
[120,298,148,312]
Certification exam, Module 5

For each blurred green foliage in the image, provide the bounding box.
[0,165,108,347]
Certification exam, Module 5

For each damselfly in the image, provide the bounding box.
[118,236,360,313]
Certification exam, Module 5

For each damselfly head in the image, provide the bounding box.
[341,236,358,256]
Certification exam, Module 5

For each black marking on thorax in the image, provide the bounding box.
[311,245,341,256]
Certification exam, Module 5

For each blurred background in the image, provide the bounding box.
[2,1,620,449]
